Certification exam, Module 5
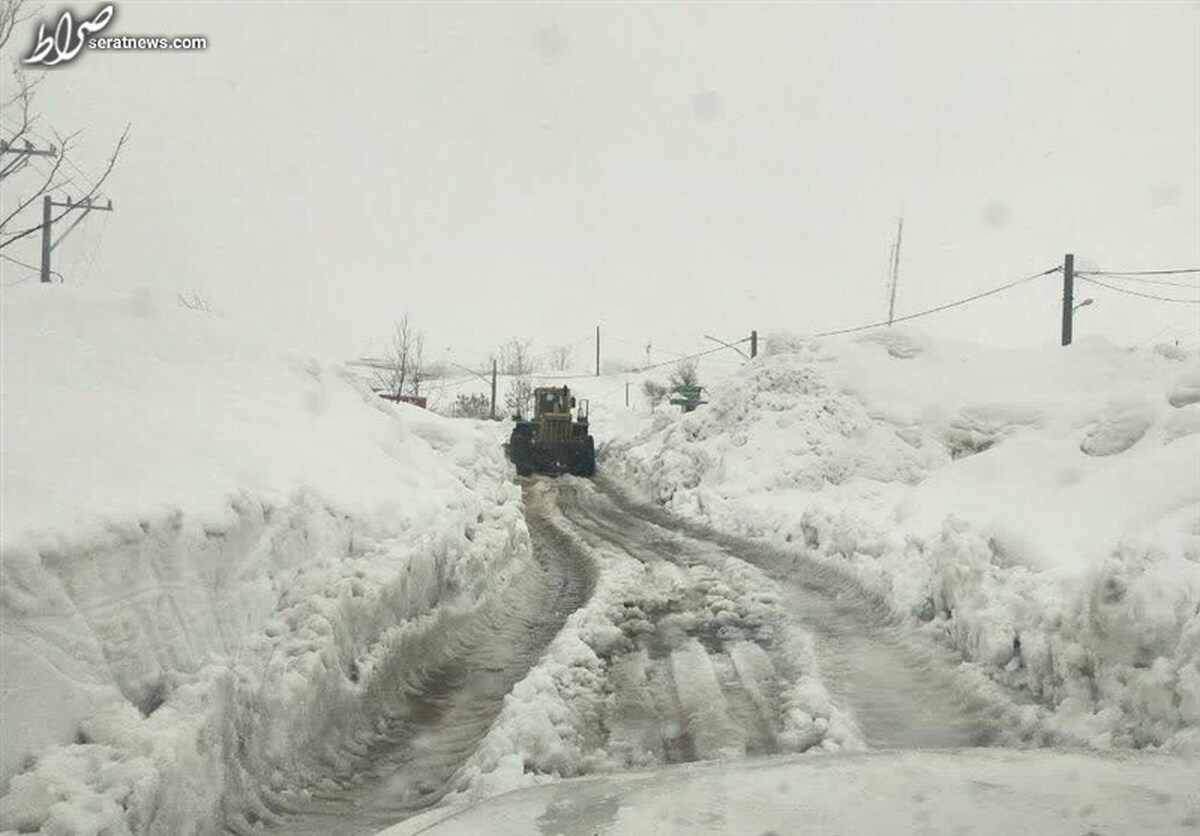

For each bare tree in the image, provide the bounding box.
[0,0,130,256]
[546,344,573,372]
[407,330,430,396]
[497,338,537,376]
[496,338,537,418]
[373,315,434,399]
[669,358,700,389]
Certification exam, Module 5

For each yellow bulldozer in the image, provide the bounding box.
[504,386,596,477]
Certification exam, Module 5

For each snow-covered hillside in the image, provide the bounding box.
[0,287,529,834]
[605,330,1200,751]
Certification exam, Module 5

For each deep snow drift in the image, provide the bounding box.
[0,287,530,835]
[604,330,1200,751]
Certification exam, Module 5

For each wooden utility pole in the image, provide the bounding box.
[625,381,630,407]
[750,330,758,359]
[887,217,904,325]
[1061,253,1075,346]
[490,358,497,420]
[595,326,600,376]
[41,194,114,283]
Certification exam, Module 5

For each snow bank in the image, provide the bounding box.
[0,287,530,835]
[605,329,1200,751]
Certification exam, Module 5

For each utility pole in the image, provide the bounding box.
[41,194,114,283]
[625,381,630,408]
[750,330,758,359]
[887,217,904,325]
[595,326,600,377]
[1061,253,1075,346]
[0,140,58,180]
[490,358,497,420]
[40,196,50,283]
[0,140,57,158]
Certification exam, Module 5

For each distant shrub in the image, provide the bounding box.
[452,393,492,419]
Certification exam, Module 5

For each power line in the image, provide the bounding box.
[75,210,110,284]
[812,265,1060,338]
[1143,313,1200,346]
[1,252,39,272]
[1079,267,1199,277]
[1077,276,1200,305]
[631,339,753,374]
[0,251,63,282]
[479,266,1055,378]
[1078,273,1199,290]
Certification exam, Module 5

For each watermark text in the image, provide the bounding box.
[24,5,208,67]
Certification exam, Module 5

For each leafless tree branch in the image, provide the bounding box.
[0,0,34,52]
[0,124,128,250]
[372,316,437,399]
[546,344,573,372]
[0,1,130,259]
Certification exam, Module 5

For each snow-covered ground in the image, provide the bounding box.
[604,330,1200,752]
[4,289,1197,835]
[449,480,862,801]
[386,748,1200,836]
[0,287,532,834]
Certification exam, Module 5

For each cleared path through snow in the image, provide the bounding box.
[568,476,1031,751]
[259,501,596,836]
[263,474,1036,836]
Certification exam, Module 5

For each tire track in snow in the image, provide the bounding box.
[543,478,855,767]
[257,495,595,836]
[260,470,1033,835]
[560,477,1034,752]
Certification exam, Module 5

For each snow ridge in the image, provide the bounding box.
[0,286,534,835]
[604,330,1200,752]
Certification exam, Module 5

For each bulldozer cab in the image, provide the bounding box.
[531,386,587,443]
[531,386,588,421]
[532,386,574,420]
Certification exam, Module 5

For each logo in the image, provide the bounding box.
[23,4,115,67]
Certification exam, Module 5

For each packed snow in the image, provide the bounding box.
[604,330,1200,752]
[448,480,861,807]
[0,286,532,834]
[386,748,1200,836]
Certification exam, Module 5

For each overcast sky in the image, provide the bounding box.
[3,1,1198,368]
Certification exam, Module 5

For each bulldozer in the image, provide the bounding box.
[505,386,596,477]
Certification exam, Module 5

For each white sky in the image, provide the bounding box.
[3,1,1198,368]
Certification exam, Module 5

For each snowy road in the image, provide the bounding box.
[266,476,1034,836]
[264,496,596,836]
[555,477,1025,753]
